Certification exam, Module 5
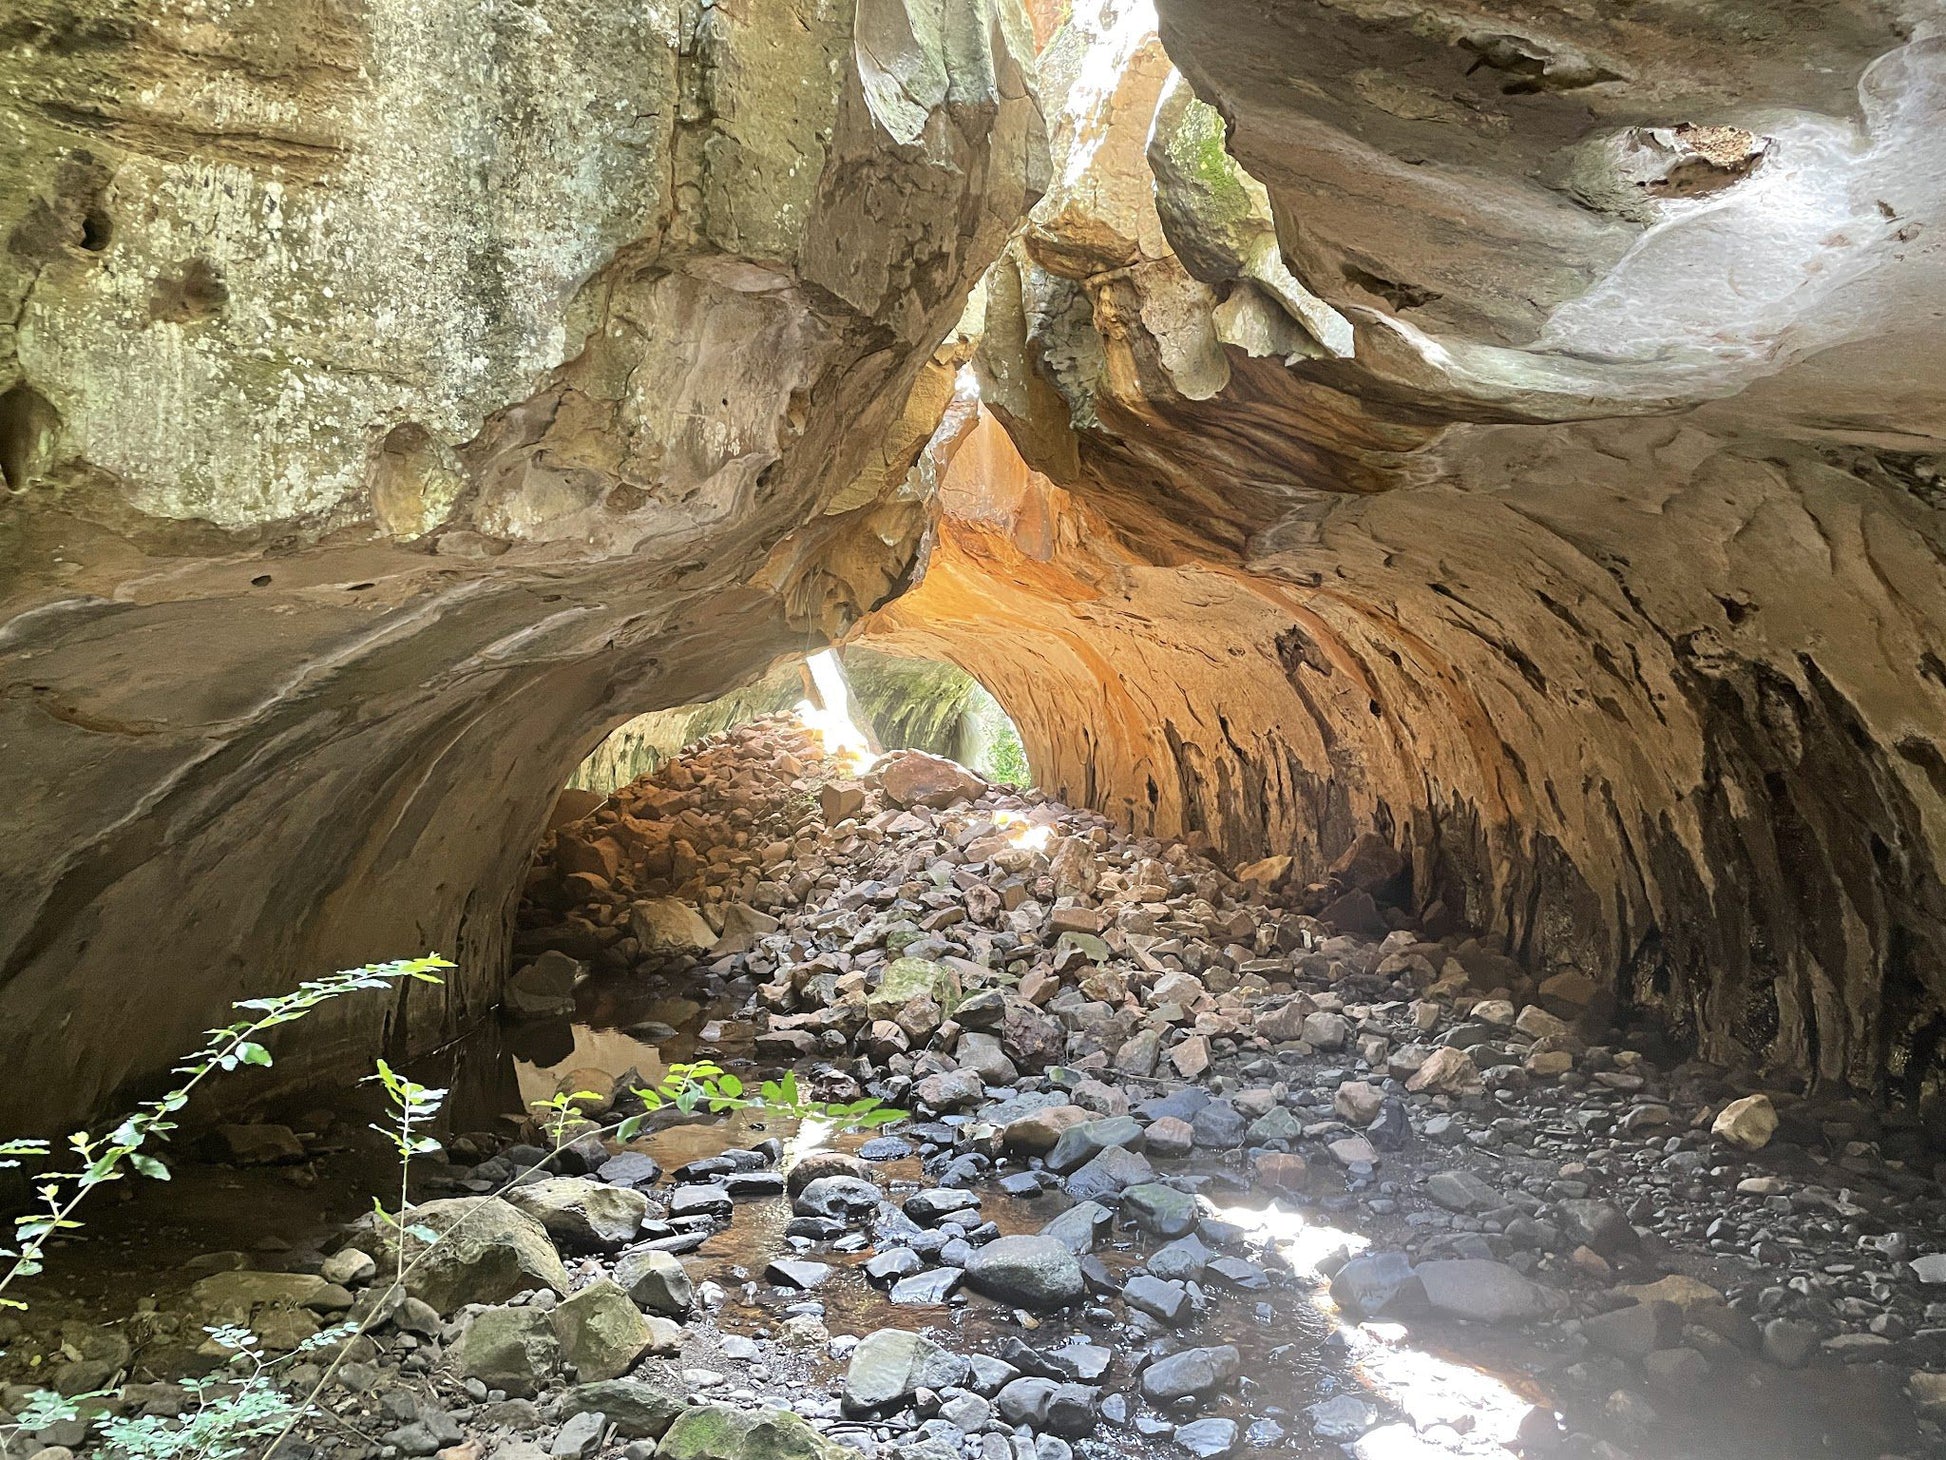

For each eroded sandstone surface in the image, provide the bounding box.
[860,0,1946,1095]
[0,0,1043,1127]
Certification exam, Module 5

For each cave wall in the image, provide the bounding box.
[0,0,1045,1131]
[856,0,1946,1093]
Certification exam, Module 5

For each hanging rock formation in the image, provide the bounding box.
[0,0,1045,1129]
[857,0,1946,1093]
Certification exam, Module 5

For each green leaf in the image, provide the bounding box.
[234,1042,273,1067]
[717,1073,743,1099]
[129,1154,171,1180]
[780,1070,799,1108]
[616,1115,646,1142]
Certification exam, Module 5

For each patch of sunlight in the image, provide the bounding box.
[799,648,879,772]
[992,808,1053,851]
[1058,0,1160,190]
[1214,1200,1538,1452]
[784,1114,837,1165]
[1211,1199,1369,1279]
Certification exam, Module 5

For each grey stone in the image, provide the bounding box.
[1139,1345,1238,1403]
[965,1235,1086,1309]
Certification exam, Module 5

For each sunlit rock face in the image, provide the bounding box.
[864,0,1946,1092]
[0,0,1044,1129]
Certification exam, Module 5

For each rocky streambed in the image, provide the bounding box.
[4,716,1944,1460]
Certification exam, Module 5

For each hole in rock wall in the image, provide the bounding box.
[0,383,60,491]
[565,646,1030,796]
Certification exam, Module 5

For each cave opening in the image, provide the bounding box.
[3,0,1945,1452]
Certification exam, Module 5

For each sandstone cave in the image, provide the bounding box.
[2,1,1945,1457]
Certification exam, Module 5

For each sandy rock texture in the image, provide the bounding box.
[856,0,1946,1091]
[0,0,1045,1129]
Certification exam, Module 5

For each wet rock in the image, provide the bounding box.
[865,1247,924,1283]
[1149,1235,1211,1282]
[1308,1394,1376,1440]
[1140,1345,1238,1403]
[1144,1116,1197,1160]
[1190,1102,1246,1148]
[1040,1201,1113,1256]
[785,1151,868,1195]
[1329,1253,1423,1319]
[1122,1273,1190,1325]
[1172,1417,1237,1459]
[843,1330,969,1413]
[791,1177,883,1220]
[1046,1116,1144,1175]
[1760,1318,1820,1368]
[1583,1300,1682,1359]
[906,1188,982,1225]
[598,1153,664,1190]
[1065,1146,1155,1203]
[1123,1183,1199,1239]
[890,1267,964,1304]
[506,1178,650,1251]
[965,1235,1087,1308]
[764,1259,832,1291]
[508,953,582,1018]
[668,1186,734,1220]
[994,1377,1098,1436]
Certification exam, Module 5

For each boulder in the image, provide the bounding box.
[1140,1345,1238,1403]
[1710,1094,1778,1151]
[389,1198,571,1314]
[561,1375,686,1435]
[842,1329,969,1413]
[458,1306,562,1398]
[877,751,985,809]
[868,957,961,1018]
[1046,1115,1144,1175]
[631,899,718,954]
[1405,1047,1484,1097]
[505,1177,649,1251]
[549,1280,656,1381]
[1333,1081,1385,1126]
[1417,1260,1555,1324]
[964,1235,1086,1309]
[656,1404,851,1460]
[507,952,582,1018]
[615,1250,694,1316]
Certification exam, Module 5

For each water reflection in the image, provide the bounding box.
[1213,1199,1538,1455]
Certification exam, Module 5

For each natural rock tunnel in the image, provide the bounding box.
[3,0,1945,1140]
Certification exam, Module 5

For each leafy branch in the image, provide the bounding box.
[0,956,453,1316]
[611,1061,906,1139]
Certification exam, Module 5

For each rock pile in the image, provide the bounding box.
[7,715,1943,1460]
